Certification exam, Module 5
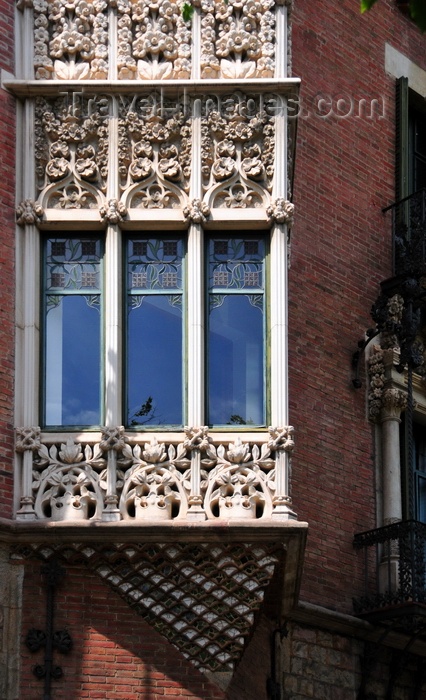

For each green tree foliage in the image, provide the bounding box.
[361,0,426,32]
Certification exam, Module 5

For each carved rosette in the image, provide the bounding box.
[266,198,294,226]
[118,97,191,209]
[16,200,45,226]
[99,199,128,223]
[35,95,108,208]
[183,199,211,223]
[116,0,191,80]
[19,430,295,522]
[201,94,274,209]
[31,0,109,80]
[200,0,275,79]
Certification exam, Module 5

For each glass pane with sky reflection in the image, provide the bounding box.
[126,237,184,427]
[208,237,265,426]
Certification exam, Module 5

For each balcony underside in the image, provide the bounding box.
[1,518,307,675]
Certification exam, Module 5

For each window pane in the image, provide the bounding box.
[126,237,184,427]
[44,238,102,427]
[209,296,264,425]
[208,237,265,426]
[45,295,101,426]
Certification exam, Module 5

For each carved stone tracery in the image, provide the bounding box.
[118,96,191,209]
[32,0,109,80]
[117,0,192,80]
[200,0,276,79]
[201,94,275,209]
[35,95,108,208]
[18,427,295,522]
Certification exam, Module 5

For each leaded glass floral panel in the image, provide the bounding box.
[43,237,102,427]
[208,237,265,426]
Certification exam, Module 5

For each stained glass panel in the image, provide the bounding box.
[208,237,265,426]
[43,237,102,427]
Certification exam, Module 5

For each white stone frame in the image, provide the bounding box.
[9,0,299,521]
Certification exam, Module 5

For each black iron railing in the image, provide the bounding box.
[354,520,426,627]
[383,188,426,278]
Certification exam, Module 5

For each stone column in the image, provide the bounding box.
[379,387,407,593]
[380,388,407,526]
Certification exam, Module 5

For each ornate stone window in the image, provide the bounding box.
[9,0,298,522]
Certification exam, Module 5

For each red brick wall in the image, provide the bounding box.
[20,560,226,700]
[0,0,16,518]
[290,0,426,612]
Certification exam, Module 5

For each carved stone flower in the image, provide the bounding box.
[50,140,70,158]
[159,158,181,181]
[142,438,167,464]
[212,157,235,181]
[217,139,236,157]
[129,157,153,181]
[134,140,153,158]
[226,438,251,464]
[46,157,70,181]
[59,438,84,464]
[241,157,264,180]
[76,158,98,180]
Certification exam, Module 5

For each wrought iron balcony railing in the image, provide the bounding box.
[354,520,426,632]
[384,188,426,279]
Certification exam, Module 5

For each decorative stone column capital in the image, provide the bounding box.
[183,199,211,224]
[99,200,127,224]
[16,0,33,11]
[267,426,295,453]
[183,426,211,451]
[380,388,408,422]
[15,427,41,453]
[16,200,44,226]
[266,199,294,226]
[100,426,127,452]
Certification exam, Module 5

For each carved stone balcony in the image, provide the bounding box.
[9,426,307,677]
[354,520,426,635]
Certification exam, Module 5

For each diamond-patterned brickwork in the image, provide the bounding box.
[12,541,280,672]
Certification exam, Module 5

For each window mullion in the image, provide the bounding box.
[105,224,122,426]
[187,92,203,427]
[270,224,288,428]
[187,223,205,426]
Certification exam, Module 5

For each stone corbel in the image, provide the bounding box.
[16,426,41,519]
[99,200,128,224]
[183,199,211,224]
[16,200,44,226]
[266,198,295,227]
